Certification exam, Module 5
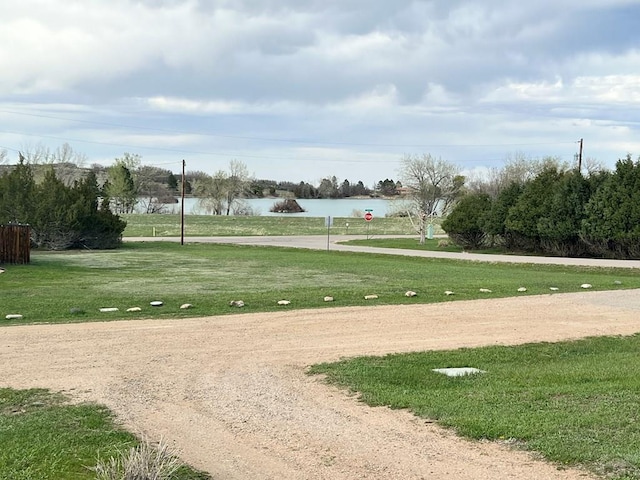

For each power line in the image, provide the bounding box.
[0,108,577,149]
[0,128,579,166]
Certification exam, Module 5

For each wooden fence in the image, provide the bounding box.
[0,224,31,264]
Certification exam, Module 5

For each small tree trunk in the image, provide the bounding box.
[418,213,426,245]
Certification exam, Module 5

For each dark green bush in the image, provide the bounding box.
[0,161,126,250]
[441,193,492,249]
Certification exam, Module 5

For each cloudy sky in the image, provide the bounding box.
[1,0,639,185]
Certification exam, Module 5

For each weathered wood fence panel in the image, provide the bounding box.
[0,224,31,264]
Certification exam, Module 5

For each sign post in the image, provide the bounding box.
[325,215,333,251]
[364,210,373,239]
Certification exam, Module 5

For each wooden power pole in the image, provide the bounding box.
[578,138,583,172]
[181,159,185,245]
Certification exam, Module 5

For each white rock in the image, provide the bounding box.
[405,291,417,297]
[99,307,119,312]
[5,314,23,320]
[549,287,559,291]
[581,284,592,289]
[150,301,163,306]
[180,303,193,309]
[432,367,486,377]
[364,294,379,300]
[517,287,527,292]
[479,288,492,293]
[229,300,245,308]
[323,296,334,302]
[444,291,455,296]
[614,280,623,285]
[277,300,291,305]
[126,307,142,312]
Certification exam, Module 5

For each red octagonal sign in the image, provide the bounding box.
[364,212,373,222]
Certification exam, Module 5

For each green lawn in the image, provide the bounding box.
[2,241,638,325]
[309,334,640,480]
[341,237,503,253]
[3,237,640,480]
[0,388,209,480]
[121,213,418,237]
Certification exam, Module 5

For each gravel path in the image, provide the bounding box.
[3,289,640,479]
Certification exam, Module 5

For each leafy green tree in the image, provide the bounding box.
[74,171,126,249]
[293,181,317,199]
[0,154,36,224]
[441,193,492,249]
[106,160,137,214]
[167,172,179,192]
[536,170,591,256]
[31,168,76,249]
[376,178,398,196]
[340,179,351,197]
[352,180,370,196]
[317,176,340,199]
[483,182,523,247]
[582,155,640,258]
[504,166,564,251]
[0,159,125,250]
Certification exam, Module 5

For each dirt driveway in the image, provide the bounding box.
[3,289,640,479]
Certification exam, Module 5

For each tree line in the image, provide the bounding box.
[4,143,639,259]
[0,155,126,250]
[441,154,640,259]
[1,144,405,218]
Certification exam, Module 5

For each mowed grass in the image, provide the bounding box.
[1,241,639,325]
[0,388,209,480]
[309,334,640,480]
[121,213,417,237]
[343,237,504,253]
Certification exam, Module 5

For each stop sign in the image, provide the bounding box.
[364,212,373,222]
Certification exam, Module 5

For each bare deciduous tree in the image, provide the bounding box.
[399,153,464,244]
[20,142,53,164]
[466,153,570,199]
[225,160,250,215]
[195,170,227,215]
[582,156,605,176]
[195,161,252,215]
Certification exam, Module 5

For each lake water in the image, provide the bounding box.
[163,197,406,218]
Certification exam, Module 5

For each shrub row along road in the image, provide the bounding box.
[4,288,640,479]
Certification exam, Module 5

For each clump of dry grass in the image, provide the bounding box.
[92,437,183,480]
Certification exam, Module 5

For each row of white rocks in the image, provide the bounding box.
[3,281,622,319]
[97,301,194,313]
[273,283,612,304]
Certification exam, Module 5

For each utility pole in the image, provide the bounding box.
[578,138,583,172]
[181,159,185,245]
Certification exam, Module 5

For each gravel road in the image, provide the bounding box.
[3,289,640,479]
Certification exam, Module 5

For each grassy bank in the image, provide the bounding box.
[309,334,640,479]
[1,242,638,325]
[121,213,418,237]
[0,388,209,479]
